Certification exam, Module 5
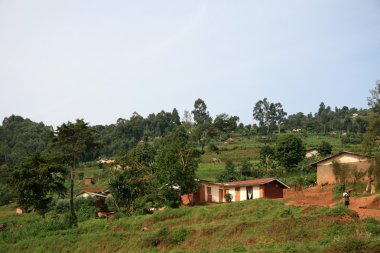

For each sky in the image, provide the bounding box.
[0,0,379,127]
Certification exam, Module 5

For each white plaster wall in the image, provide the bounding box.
[240,187,247,201]
[211,185,220,202]
[252,186,260,199]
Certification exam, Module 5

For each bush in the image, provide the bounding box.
[224,193,233,202]
[317,141,332,156]
[341,133,363,145]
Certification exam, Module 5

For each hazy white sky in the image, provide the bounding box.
[0,0,379,126]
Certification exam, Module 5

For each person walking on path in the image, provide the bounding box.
[343,190,350,208]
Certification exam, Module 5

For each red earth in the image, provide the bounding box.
[283,185,380,219]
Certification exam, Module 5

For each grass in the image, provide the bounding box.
[1,199,379,252]
[197,134,365,184]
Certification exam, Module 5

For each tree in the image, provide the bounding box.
[10,153,66,217]
[171,108,181,126]
[269,102,287,133]
[240,160,252,177]
[51,119,96,226]
[366,153,380,193]
[275,134,306,169]
[191,99,213,153]
[364,81,380,151]
[260,145,276,173]
[117,142,156,175]
[367,80,380,115]
[253,98,287,134]
[317,141,332,157]
[192,98,211,125]
[218,160,240,182]
[109,165,152,213]
[155,126,200,205]
[253,98,271,134]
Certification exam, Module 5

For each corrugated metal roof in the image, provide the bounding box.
[201,177,289,188]
[310,151,372,167]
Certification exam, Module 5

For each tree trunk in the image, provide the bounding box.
[365,178,372,193]
[70,167,77,226]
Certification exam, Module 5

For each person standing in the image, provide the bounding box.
[343,191,350,208]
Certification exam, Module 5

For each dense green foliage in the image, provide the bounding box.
[275,134,306,168]
[0,115,52,165]
[10,153,66,216]
[317,141,333,157]
[51,119,97,226]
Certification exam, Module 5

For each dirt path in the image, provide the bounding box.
[284,185,380,218]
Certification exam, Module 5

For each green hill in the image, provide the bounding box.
[1,199,379,253]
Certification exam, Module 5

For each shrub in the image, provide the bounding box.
[317,141,332,156]
[224,193,233,202]
[341,133,363,145]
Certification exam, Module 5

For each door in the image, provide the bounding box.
[247,186,253,200]
[235,187,240,202]
[207,187,212,202]
[219,189,224,203]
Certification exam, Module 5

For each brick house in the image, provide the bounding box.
[182,178,289,204]
[311,151,372,185]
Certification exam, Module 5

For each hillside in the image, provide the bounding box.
[1,199,379,253]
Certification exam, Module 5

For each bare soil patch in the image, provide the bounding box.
[284,185,380,219]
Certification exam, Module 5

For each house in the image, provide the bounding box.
[310,151,372,185]
[184,178,289,204]
[77,185,110,198]
[78,185,111,214]
[305,149,319,158]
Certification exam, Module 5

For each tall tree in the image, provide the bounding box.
[191,99,213,152]
[253,98,271,134]
[155,126,200,205]
[51,119,96,226]
[192,98,211,125]
[253,98,287,134]
[171,108,181,126]
[10,153,66,217]
[269,102,287,133]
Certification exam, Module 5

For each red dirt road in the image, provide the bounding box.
[284,185,380,218]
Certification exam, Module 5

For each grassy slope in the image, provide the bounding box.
[1,200,379,253]
[196,134,363,182]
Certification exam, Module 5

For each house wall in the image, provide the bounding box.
[263,181,285,198]
[197,182,283,203]
[316,154,371,185]
[203,184,223,202]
